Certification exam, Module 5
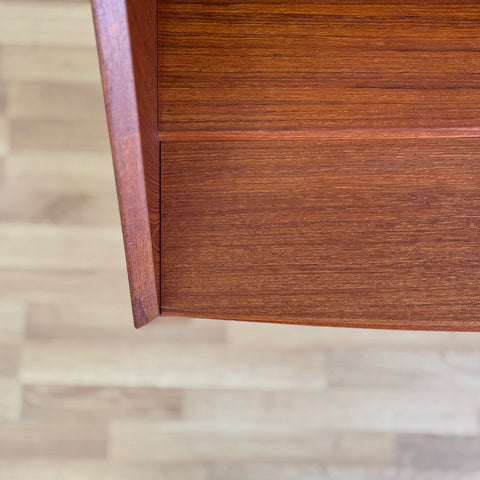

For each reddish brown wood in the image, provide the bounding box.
[125,0,160,302]
[161,139,480,331]
[157,1,480,331]
[159,127,480,143]
[158,0,480,132]
[93,0,480,330]
[91,0,159,327]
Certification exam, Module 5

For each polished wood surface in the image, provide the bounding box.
[90,0,480,328]
[125,0,160,302]
[162,138,480,330]
[158,0,480,330]
[159,127,480,142]
[92,0,159,327]
[158,0,480,133]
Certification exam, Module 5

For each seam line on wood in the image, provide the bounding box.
[159,127,480,142]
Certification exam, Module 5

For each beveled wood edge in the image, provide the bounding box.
[91,0,160,327]
[159,127,480,142]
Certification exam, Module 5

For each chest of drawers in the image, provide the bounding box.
[92,0,480,330]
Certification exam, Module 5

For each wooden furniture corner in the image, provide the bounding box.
[91,0,480,331]
[91,0,159,327]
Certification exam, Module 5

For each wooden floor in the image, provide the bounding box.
[1,1,480,478]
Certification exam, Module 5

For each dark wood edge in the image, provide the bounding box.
[91,0,160,327]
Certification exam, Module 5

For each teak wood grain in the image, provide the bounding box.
[95,0,480,329]
[158,0,480,133]
[91,0,159,327]
[161,139,480,331]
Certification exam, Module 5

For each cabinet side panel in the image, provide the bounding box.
[91,0,159,327]
[126,0,160,301]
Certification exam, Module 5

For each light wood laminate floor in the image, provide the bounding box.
[1,1,480,478]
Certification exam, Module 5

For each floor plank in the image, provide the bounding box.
[109,420,395,464]
[20,339,326,389]
[22,385,182,420]
[0,419,107,459]
[327,349,480,391]
[182,387,479,435]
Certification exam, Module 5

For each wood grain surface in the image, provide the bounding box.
[161,138,480,330]
[92,0,159,327]
[158,0,480,133]
[125,0,160,298]
[158,0,480,330]
[5,1,480,476]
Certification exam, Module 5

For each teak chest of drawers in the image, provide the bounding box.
[91,0,480,330]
